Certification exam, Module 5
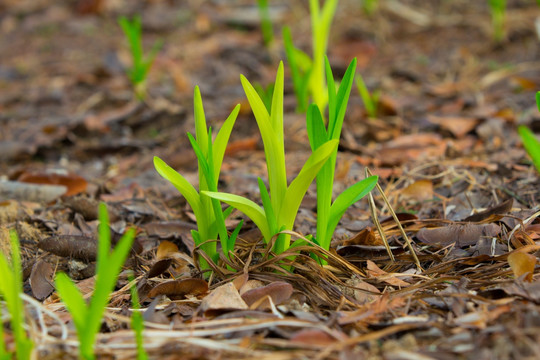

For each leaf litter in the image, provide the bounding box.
[2,1,540,359]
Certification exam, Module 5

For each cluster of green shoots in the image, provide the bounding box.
[283,0,339,113]
[154,88,243,273]
[518,91,540,174]
[118,15,163,101]
[155,58,377,271]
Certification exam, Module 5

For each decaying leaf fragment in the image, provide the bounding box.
[29,260,55,300]
[508,251,537,282]
[148,278,208,299]
[200,282,248,314]
[416,223,501,248]
[241,281,294,310]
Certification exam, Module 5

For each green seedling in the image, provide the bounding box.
[488,0,506,43]
[356,73,380,119]
[0,231,33,360]
[128,274,147,360]
[204,62,338,255]
[283,0,339,113]
[118,15,163,100]
[55,203,135,360]
[154,87,242,271]
[257,0,274,47]
[518,91,540,174]
[307,58,378,264]
[361,0,379,15]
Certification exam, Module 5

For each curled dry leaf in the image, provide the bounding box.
[147,240,189,278]
[290,329,338,347]
[156,240,179,260]
[508,251,537,282]
[343,227,382,246]
[366,260,409,287]
[38,235,98,262]
[200,282,248,314]
[463,198,513,223]
[29,260,55,300]
[241,281,294,310]
[147,258,173,278]
[416,223,501,248]
[148,278,208,299]
[18,172,88,197]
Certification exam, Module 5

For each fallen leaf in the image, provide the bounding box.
[232,273,249,291]
[416,223,501,248]
[147,258,173,278]
[200,282,248,314]
[241,281,294,310]
[508,251,536,282]
[18,172,87,197]
[148,278,208,299]
[290,329,338,347]
[462,198,513,222]
[346,277,380,304]
[400,179,433,202]
[29,260,55,300]
[156,240,179,260]
[428,115,480,138]
[225,137,258,155]
[366,260,410,287]
[343,228,383,246]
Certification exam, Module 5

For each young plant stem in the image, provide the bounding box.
[55,204,135,360]
[0,231,33,360]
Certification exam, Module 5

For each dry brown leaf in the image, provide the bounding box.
[156,240,179,260]
[416,223,501,248]
[148,278,208,299]
[147,258,173,278]
[400,179,433,202]
[200,282,248,314]
[238,279,265,296]
[428,115,480,138]
[366,260,409,287]
[29,260,55,300]
[462,199,513,222]
[241,281,294,310]
[290,329,338,347]
[343,228,383,246]
[347,277,380,304]
[18,172,87,197]
[508,251,537,282]
[225,137,258,156]
[232,273,249,291]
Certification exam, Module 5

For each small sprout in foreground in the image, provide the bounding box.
[0,231,33,360]
[55,203,135,360]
